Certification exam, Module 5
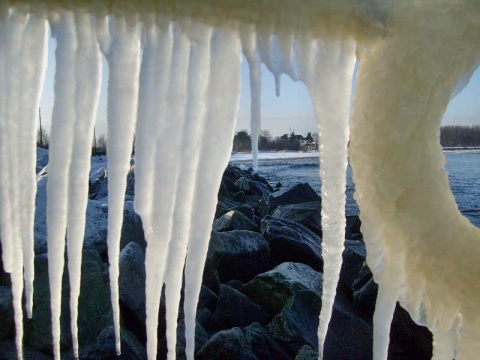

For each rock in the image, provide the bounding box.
[119,242,146,330]
[295,345,318,360]
[215,198,254,220]
[211,285,271,331]
[260,183,320,216]
[218,181,232,199]
[0,287,13,340]
[337,240,367,299]
[242,262,323,316]
[345,215,363,241]
[261,217,323,272]
[222,177,240,193]
[121,201,146,251]
[24,253,112,352]
[0,339,52,360]
[212,210,257,232]
[271,201,322,236]
[234,177,272,197]
[95,326,146,360]
[175,320,209,359]
[196,328,256,360]
[232,191,246,203]
[94,167,135,201]
[243,322,291,360]
[225,279,244,291]
[352,265,378,317]
[198,285,217,312]
[206,231,271,283]
[245,195,263,210]
[202,264,220,294]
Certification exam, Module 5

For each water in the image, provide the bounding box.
[231,151,480,227]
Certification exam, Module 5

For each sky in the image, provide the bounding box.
[40,37,480,138]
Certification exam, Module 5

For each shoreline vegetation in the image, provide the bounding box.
[35,125,480,154]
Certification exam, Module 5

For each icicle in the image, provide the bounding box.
[432,327,456,360]
[241,24,262,171]
[302,37,356,359]
[163,21,212,360]
[183,25,242,360]
[65,12,102,359]
[143,21,191,360]
[102,15,142,355]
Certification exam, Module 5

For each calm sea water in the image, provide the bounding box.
[231,151,480,227]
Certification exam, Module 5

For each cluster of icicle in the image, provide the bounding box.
[1,1,480,360]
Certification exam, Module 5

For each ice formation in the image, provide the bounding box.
[0,1,479,360]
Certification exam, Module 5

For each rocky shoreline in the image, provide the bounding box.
[0,163,432,359]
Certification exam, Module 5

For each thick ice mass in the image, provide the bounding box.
[1,1,480,360]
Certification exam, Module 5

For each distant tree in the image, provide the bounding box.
[233,130,251,152]
[259,130,272,150]
[440,125,480,147]
[37,128,49,149]
[97,134,107,153]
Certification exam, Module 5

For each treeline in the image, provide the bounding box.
[37,127,108,154]
[440,125,480,147]
[233,130,318,152]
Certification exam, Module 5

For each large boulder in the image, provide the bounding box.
[345,215,363,241]
[119,242,146,338]
[234,177,273,197]
[206,231,271,283]
[95,326,146,360]
[175,320,209,360]
[261,217,323,272]
[295,345,318,360]
[212,210,257,232]
[0,339,52,360]
[93,167,135,201]
[211,285,271,331]
[196,328,256,360]
[260,183,320,216]
[271,201,322,236]
[215,198,254,220]
[337,240,367,299]
[243,322,291,360]
[24,252,112,353]
[0,287,13,340]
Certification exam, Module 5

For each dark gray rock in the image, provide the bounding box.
[218,181,232,199]
[222,177,240,193]
[232,191,247,203]
[260,183,320,216]
[119,242,146,327]
[0,339,52,360]
[94,167,135,201]
[206,231,271,283]
[121,201,146,251]
[235,177,272,197]
[212,210,257,232]
[352,265,378,317]
[225,279,244,291]
[295,345,318,360]
[24,253,112,352]
[338,240,367,299]
[198,285,217,312]
[175,320,209,360]
[0,287,13,340]
[215,198,254,220]
[196,328,256,360]
[261,217,323,272]
[243,322,291,360]
[95,326,146,360]
[271,201,322,236]
[211,285,271,331]
[345,216,363,241]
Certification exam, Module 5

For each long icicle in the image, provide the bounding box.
[163,21,212,360]
[184,25,242,360]
[241,24,262,172]
[102,15,142,355]
[65,11,102,359]
[143,20,191,360]
[305,37,356,359]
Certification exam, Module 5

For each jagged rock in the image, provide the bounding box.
[94,167,135,201]
[119,242,146,330]
[232,191,247,203]
[235,177,272,197]
[0,339,52,360]
[345,215,363,241]
[271,201,322,236]
[215,198,254,220]
[295,345,318,360]
[242,262,322,316]
[222,177,240,193]
[260,183,320,216]
[196,328,256,360]
[337,240,367,299]
[206,231,271,283]
[175,320,209,360]
[95,326,146,360]
[202,264,220,294]
[24,253,112,352]
[245,195,263,210]
[225,279,244,291]
[243,322,291,360]
[212,210,257,232]
[211,285,271,331]
[352,265,378,317]
[261,217,323,272]
[0,287,13,340]
[218,180,232,199]
[198,285,217,312]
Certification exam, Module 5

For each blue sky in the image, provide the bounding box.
[40,39,480,138]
